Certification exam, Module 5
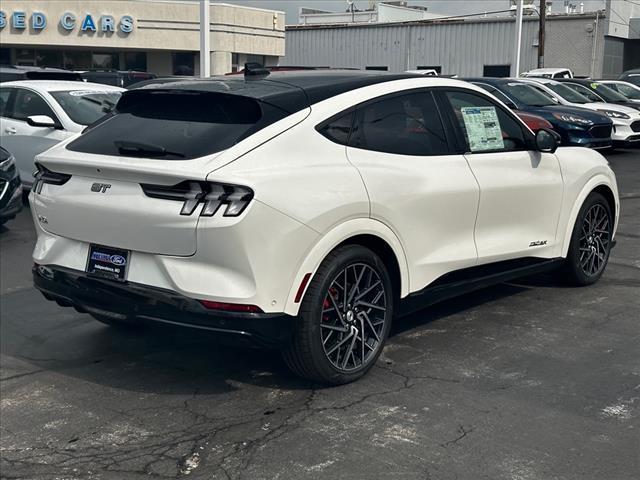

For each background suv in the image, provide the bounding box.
[30,72,619,384]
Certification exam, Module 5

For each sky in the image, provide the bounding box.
[215,0,608,23]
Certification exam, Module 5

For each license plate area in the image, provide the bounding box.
[86,244,130,282]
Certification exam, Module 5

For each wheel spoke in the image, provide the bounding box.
[355,300,385,311]
[347,265,367,306]
[354,280,382,302]
[326,329,354,357]
[341,328,358,369]
[359,311,381,343]
[321,323,349,332]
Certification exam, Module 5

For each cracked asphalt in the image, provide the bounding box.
[1,149,639,480]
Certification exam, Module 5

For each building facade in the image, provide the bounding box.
[299,1,443,25]
[0,0,285,75]
[285,1,639,78]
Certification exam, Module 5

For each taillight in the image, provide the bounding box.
[140,181,253,217]
[32,163,72,193]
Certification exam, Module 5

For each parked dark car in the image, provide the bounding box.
[0,65,82,83]
[79,70,157,88]
[619,68,640,87]
[0,146,22,227]
[555,78,640,111]
[465,78,613,149]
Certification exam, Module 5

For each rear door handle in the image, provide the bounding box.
[4,127,17,134]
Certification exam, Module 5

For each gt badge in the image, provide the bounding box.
[91,183,111,193]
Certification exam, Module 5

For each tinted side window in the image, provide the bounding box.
[12,89,58,123]
[350,91,449,156]
[318,111,354,145]
[0,88,12,117]
[445,90,527,153]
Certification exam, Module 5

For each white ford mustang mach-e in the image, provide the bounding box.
[30,71,619,384]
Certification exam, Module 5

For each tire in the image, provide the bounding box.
[562,192,613,286]
[283,245,394,385]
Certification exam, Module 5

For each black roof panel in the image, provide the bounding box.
[135,70,423,113]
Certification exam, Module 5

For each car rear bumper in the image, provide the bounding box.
[33,264,296,348]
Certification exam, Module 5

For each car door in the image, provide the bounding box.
[344,89,480,292]
[438,88,563,263]
[0,87,69,188]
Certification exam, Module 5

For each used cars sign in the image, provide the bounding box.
[0,10,134,33]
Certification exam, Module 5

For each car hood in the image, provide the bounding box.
[582,102,639,114]
[524,105,613,124]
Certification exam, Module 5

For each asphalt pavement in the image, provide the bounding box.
[1,149,639,480]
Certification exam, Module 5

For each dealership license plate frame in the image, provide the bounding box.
[86,244,131,282]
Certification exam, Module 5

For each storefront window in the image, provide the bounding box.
[231,53,239,73]
[124,52,147,71]
[36,50,64,68]
[92,53,119,69]
[0,48,11,65]
[246,54,265,66]
[172,52,195,75]
[15,49,36,66]
[64,51,92,70]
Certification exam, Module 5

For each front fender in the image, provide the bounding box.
[282,218,410,316]
[560,173,619,258]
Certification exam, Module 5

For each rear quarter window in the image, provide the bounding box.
[67,90,288,160]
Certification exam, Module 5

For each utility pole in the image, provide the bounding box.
[512,0,524,77]
[199,0,210,77]
[538,0,546,68]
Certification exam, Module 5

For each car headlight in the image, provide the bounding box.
[0,154,16,173]
[551,112,593,126]
[597,109,630,119]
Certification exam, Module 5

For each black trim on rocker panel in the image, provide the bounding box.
[398,257,563,317]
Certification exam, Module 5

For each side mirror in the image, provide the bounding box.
[535,128,559,153]
[27,115,57,129]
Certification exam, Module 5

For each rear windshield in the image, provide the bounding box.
[50,90,122,125]
[66,90,286,160]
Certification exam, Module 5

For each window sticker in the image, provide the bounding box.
[460,106,504,152]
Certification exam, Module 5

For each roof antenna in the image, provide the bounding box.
[244,63,270,79]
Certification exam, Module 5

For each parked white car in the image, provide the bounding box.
[522,68,573,79]
[597,80,640,104]
[30,72,618,384]
[519,77,640,147]
[0,81,124,188]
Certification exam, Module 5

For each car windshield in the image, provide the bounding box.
[583,82,629,103]
[563,83,603,102]
[500,82,556,107]
[50,90,122,125]
[613,83,640,100]
[547,83,591,104]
